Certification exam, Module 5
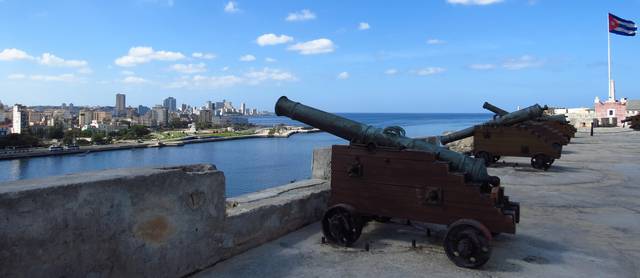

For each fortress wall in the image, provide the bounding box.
[0,148,334,277]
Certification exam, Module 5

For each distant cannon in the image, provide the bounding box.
[622,114,640,130]
[275,96,519,268]
[440,103,565,170]
[439,104,546,145]
[483,102,576,140]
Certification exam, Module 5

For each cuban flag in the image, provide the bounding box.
[609,13,636,36]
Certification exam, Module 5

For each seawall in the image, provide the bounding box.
[0,147,332,277]
[0,129,321,161]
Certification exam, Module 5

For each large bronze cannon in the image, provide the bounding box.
[276,96,496,184]
[275,96,519,269]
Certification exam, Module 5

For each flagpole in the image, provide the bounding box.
[607,13,612,100]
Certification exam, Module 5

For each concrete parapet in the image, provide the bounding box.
[0,154,333,277]
[0,164,226,278]
[223,179,329,259]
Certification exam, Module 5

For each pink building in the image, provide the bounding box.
[594,80,639,126]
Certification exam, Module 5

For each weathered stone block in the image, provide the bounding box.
[312,147,332,180]
[0,164,225,278]
[223,179,329,259]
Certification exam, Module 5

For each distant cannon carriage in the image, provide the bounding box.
[275,96,519,268]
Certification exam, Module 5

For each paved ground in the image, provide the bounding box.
[197,128,640,278]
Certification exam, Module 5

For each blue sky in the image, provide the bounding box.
[0,0,639,112]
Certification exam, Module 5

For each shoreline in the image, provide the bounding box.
[0,128,321,161]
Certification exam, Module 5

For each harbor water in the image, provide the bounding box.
[0,113,490,197]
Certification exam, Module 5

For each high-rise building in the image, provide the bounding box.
[78,110,93,126]
[241,102,246,115]
[0,101,5,123]
[206,101,214,111]
[198,109,212,124]
[163,97,177,112]
[181,103,188,112]
[116,93,126,116]
[12,104,28,134]
[152,105,168,126]
[138,105,150,116]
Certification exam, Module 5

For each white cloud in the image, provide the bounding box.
[265,57,277,63]
[256,33,294,46]
[30,74,77,82]
[221,66,229,71]
[121,70,135,75]
[38,53,87,68]
[385,68,398,75]
[122,76,149,84]
[0,49,90,73]
[7,73,26,79]
[337,72,349,79]
[8,73,78,82]
[115,46,185,67]
[171,63,207,74]
[0,48,34,61]
[244,68,296,84]
[469,63,496,70]
[192,52,216,59]
[415,67,446,76]
[358,22,370,30]
[287,38,335,55]
[77,67,93,74]
[167,67,295,89]
[426,38,446,45]
[239,54,256,62]
[503,55,544,70]
[285,9,316,21]
[446,0,503,5]
[224,1,240,13]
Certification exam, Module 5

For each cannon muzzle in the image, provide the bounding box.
[275,96,497,185]
[482,102,508,116]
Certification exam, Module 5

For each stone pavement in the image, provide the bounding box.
[197,128,640,278]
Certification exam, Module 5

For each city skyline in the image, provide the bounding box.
[1,1,640,112]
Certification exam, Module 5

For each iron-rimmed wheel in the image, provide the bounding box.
[475,151,493,166]
[531,154,553,170]
[444,222,492,268]
[321,206,363,247]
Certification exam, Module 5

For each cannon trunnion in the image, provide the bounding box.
[323,144,519,269]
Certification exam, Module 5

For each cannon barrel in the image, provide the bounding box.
[483,101,568,123]
[275,96,496,184]
[440,104,546,145]
[482,102,508,116]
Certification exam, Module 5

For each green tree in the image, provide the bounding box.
[169,118,186,129]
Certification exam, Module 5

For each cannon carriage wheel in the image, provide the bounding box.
[443,219,492,268]
[321,205,364,247]
[530,154,554,170]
